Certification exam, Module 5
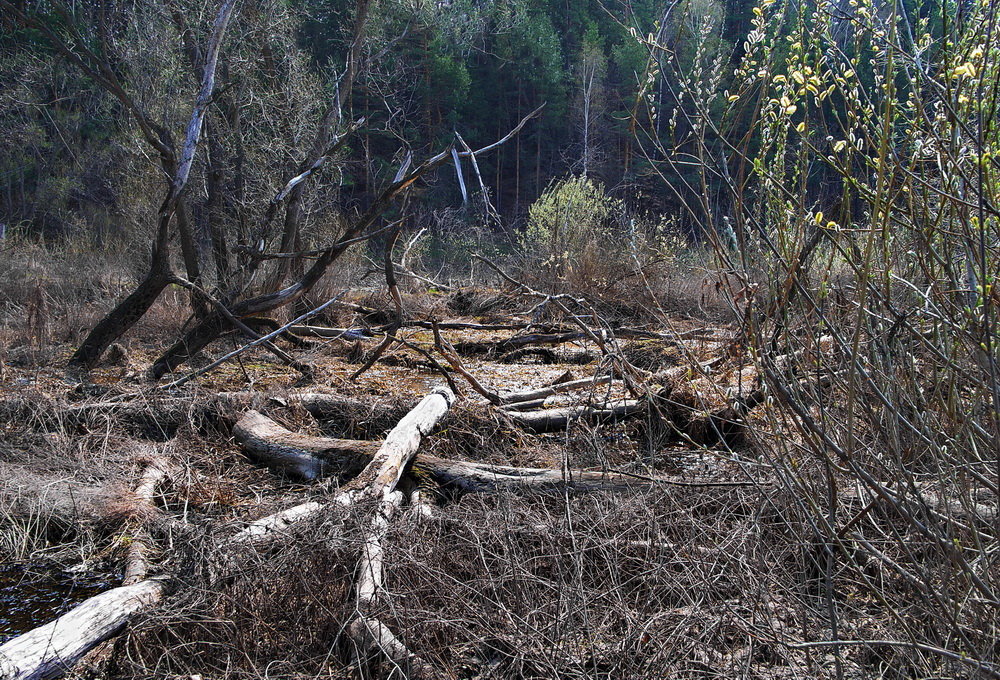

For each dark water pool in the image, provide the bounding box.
[0,564,114,643]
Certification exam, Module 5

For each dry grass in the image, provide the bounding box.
[0,240,995,679]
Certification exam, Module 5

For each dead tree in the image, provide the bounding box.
[0,0,239,367]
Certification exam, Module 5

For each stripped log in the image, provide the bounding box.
[334,388,454,678]
[338,386,455,503]
[0,451,175,680]
[122,456,170,585]
[0,578,168,680]
[230,388,453,542]
[348,490,441,679]
[500,374,614,405]
[348,616,441,680]
[232,410,678,494]
[230,500,325,543]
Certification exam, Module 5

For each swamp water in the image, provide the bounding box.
[0,563,113,642]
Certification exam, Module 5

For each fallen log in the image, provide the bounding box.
[231,389,454,541]
[503,399,646,433]
[348,488,442,678]
[287,325,374,340]
[122,456,171,585]
[500,374,614,405]
[289,391,401,426]
[232,410,378,481]
[451,331,595,357]
[0,578,168,680]
[232,410,676,494]
[0,452,176,680]
[289,320,532,337]
[348,616,440,680]
[338,386,455,503]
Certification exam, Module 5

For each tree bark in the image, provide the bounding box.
[232,410,676,494]
[68,263,173,368]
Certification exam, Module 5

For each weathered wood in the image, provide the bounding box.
[0,578,167,680]
[356,490,404,609]
[232,410,673,494]
[338,386,455,503]
[232,410,378,481]
[230,500,325,543]
[290,391,400,423]
[231,388,453,543]
[347,616,441,680]
[287,324,373,340]
[122,458,169,586]
[500,374,614,405]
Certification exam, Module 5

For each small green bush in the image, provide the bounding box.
[520,176,624,290]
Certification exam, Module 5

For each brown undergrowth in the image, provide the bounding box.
[0,274,995,680]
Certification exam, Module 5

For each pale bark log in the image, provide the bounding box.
[122,458,170,586]
[499,374,613,405]
[336,387,455,504]
[0,578,167,680]
[347,617,441,680]
[230,500,325,543]
[231,388,453,542]
[232,410,675,494]
[356,490,404,609]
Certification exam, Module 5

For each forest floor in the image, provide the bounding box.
[0,288,930,679]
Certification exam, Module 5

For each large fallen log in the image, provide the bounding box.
[0,578,168,680]
[348,616,440,680]
[232,410,679,494]
[232,410,379,480]
[499,374,614,405]
[333,388,453,676]
[338,386,455,503]
[230,389,454,541]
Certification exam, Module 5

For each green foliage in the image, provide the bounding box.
[521,175,623,288]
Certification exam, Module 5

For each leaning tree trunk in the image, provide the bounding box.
[66,0,238,369]
[0,579,168,680]
[69,257,173,368]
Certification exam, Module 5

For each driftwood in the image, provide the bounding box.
[500,374,614,405]
[231,389,453,541]
[0,578,168,680]
[348,616,440,680]
[338,387,455,503]
[122,457,170,585]
[332,387,453,677]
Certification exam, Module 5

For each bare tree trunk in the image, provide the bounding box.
[66,0,239,368]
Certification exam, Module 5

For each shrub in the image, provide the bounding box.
[520,176,624,291]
